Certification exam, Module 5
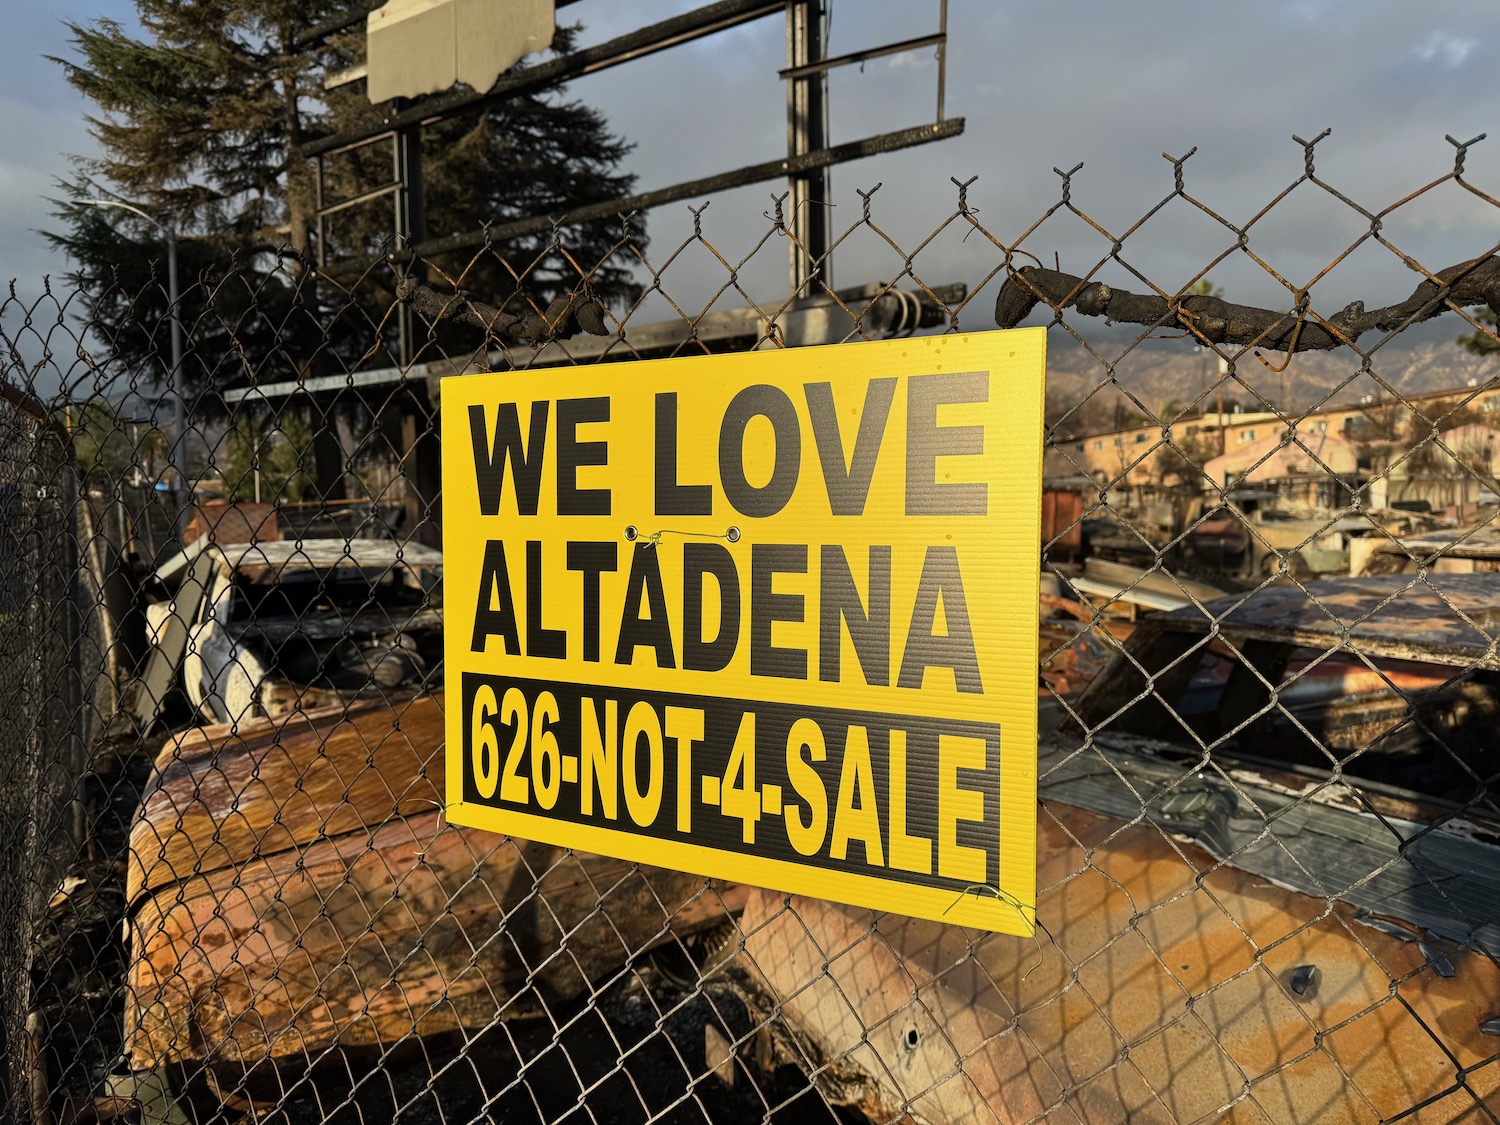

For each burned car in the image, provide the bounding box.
[736,576,1500,1124]
[121,695,763,1122]
[114,573,1500,1123]
[1074,573,1500,800]
[142,537,443,724]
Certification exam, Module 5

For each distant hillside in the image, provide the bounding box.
[1044,317,1500,435]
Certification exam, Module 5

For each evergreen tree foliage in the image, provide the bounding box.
[49,4,644,393]
[71,400,144,485]
[217,409,315,504]
[1458,307,1500,357]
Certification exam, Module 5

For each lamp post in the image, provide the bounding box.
[79,199,187,524]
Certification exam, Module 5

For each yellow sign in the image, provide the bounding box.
[442,330,1045,933]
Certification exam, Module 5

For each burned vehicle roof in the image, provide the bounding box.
[741,571,1500,1123]
[1067,573,1500,955]
[145,535,444,725]
[1038,736,1500,956]
[1150,572,1500,669]
[202,534,441,573]
[123,695,748,1098]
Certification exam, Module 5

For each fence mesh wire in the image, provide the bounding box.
[0,397,83,1121]
[3,139,1500,1124]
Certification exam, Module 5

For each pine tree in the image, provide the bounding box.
[1458,308,1500,357]
[219,409,314,503]
[49,4,644,392]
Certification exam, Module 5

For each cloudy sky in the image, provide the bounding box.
[4,0,1499,340]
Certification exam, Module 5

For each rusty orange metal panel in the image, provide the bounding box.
[123,694,747,1069]
[741,800,1500,1125]
[1043,488,1084,555]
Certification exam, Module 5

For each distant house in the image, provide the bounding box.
[1384,422,1500,515]
[1205,428,1366,485]
[1048,380,1500,503]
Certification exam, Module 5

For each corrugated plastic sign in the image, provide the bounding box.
[443,330,1045,933]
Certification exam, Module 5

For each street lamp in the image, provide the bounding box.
[78,199,187,523]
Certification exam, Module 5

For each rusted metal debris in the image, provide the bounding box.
[123,694,748,1075]
[1074,575,1500,805]
[115,574,1500,1121]
[738,577,1500,1124]
[1358,522,1500,575]
[1141,572,1500,669]
[110,559,1500,1121]
[1068,557,1228,614]
[739,791,1500,1124]
[994,253,1500,352]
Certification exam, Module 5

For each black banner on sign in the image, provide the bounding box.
[460,672,1002,895]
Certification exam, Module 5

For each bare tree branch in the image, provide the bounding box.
[395,277,610,347]
[994,254,1500,352]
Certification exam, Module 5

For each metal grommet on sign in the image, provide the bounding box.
[624,525,638,542]
[726,527,741,543]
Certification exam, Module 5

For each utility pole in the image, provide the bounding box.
[79,200,187,532]
[1216,353,1229,458]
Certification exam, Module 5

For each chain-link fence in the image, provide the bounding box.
[4,137,1500,1124]
[0,386,86,1121]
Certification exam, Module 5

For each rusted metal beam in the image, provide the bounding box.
[321,118,965,277]
[300,0,785,158]
[995,254,1500,353]
[778,31,945,80]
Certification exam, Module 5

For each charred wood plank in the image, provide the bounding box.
[994,255,1500,352]
[395,277,608,346]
